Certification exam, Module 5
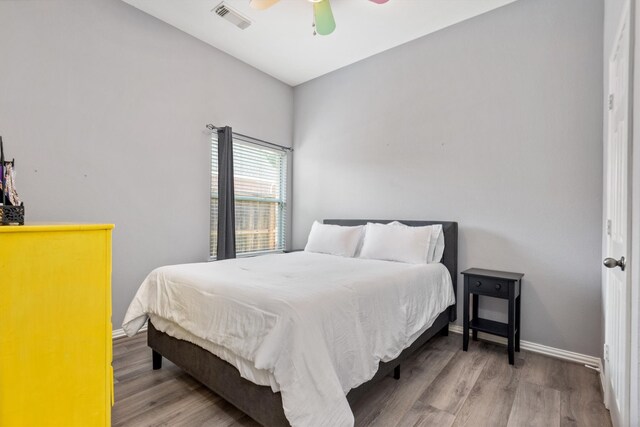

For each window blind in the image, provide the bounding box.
[211,134,288,258]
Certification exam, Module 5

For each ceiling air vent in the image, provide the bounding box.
[213,2,252,30]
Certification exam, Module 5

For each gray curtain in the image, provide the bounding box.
[216,126,236,260]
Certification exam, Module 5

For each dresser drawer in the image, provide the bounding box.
[467,276,510,298]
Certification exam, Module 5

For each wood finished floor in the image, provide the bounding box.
[112,332,611,427]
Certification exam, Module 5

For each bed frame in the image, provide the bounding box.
[147,220,458,427]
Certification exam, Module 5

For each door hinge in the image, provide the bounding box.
[604,343,609,362]
[607,219,612,236]
[609,94,614,111]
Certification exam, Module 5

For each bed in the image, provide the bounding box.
[123,219,458,427]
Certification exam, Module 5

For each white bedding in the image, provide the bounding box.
[122,252,455,427]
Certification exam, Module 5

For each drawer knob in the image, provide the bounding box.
[475,281,482,287]
[495,283,502,291]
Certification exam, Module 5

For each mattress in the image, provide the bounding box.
[123,251,454,427]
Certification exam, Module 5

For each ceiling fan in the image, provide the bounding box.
[249,0,390,36]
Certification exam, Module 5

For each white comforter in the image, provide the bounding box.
[122,252,454,427]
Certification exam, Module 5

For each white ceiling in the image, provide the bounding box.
[122,0,517,86]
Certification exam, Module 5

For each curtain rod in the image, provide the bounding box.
[206,124,292,152]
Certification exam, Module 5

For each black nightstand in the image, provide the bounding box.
[461,268,524,365]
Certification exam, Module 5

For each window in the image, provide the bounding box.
[210,134,288,258]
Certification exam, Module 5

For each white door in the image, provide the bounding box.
[605,2,633,426]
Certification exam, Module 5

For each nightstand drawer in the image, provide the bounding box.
[468,276,510,297]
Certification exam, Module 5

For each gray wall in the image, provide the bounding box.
[0,0,293,327]
[293,0,604,356]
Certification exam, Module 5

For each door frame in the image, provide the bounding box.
[631,1,640,424]
[604,1,635,426]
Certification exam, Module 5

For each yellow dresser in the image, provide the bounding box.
[0,224,114,427]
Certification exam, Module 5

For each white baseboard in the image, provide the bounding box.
[112,328,127,340]
[448,324,600,367]
[112,324,147,340]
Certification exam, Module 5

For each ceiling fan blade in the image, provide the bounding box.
[314,0,336,36]
[249,0,280,10]
[369,0,389,3]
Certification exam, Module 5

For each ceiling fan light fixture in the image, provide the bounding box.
[251,0,380,37]
[249,0,280,10]
[313,0,336,35]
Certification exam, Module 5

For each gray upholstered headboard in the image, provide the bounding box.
[323,219,458,322]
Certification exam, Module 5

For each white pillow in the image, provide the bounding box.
[389,221,437,262]
[387,221,445,263]
[430,224,445,263]
[304,221,364,257]
[359,222,431,264]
